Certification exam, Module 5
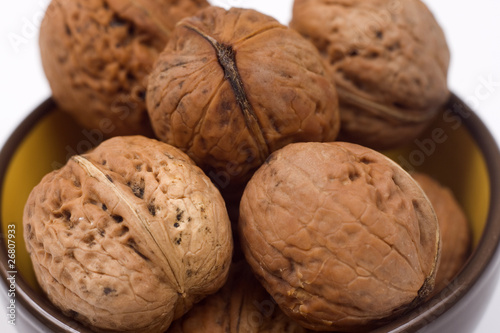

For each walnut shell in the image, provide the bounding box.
[291,0,450,150]
[168,262,309,333]
[412,173,471,293]
[23,136,233,332]
[40,0,208,137]
[147,6,340,186]
[239,142,440,332]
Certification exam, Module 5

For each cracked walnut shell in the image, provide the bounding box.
[23,136,233,332]
[412,173,471,293]
[147,6,340,186]
[40,0,208,137]
[291,0,450,150]
[239,142,440,332]
[168,262,309,333]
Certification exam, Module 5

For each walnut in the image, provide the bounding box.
[238,142,440,332]
[23,136,233,332]
[291,0,450,150]
[39,0,209,137]
[147,6,340,186]
[168,262,309,333]
[412,173,471,293]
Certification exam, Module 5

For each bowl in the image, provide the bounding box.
[1,95,500,332]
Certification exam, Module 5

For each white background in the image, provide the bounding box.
[1,0,499,332]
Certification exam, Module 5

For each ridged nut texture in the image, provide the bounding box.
[40,0,209,137]
[239,142,440,332]
[23,136,233,332]
[412,172,471,293]
[291,0,450,150]
[168,262,309,333]
[147,7,340,186]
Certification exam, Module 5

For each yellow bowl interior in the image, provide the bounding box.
[2,109,87,290]
[384,111,490,245]
[1,106,491,292]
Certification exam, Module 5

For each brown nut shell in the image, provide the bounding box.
[40,0,208,137]
[23,136,232,332]
[147,6,340,186]
[239,142,440,332]
[168,262,309,333]
[412,172,471,293]
[291,0,450,150]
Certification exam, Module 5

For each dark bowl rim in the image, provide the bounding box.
[0,98,87,332]
[375,94,500,332]
[1,95,500,332]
